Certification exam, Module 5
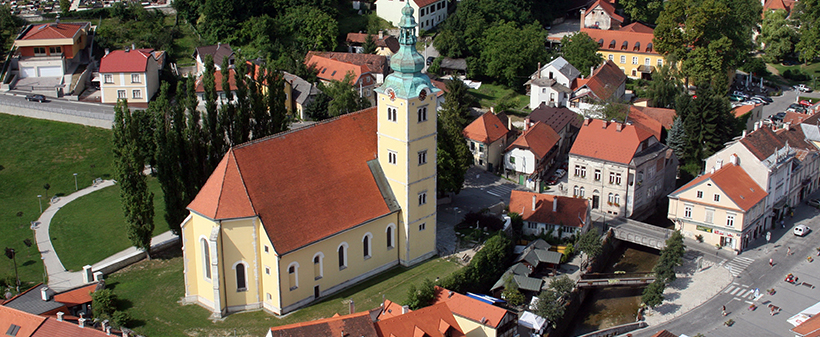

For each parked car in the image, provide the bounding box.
[800,100,814,107]
[753,95,773,103]
[728,94,745,102]
[794,224,810,237]
[732,91,750,99]
[749,97,768,105]
[807,198,820,209]
[25,94,45,102]
[426,56,435,65]
[796,84,813,92]
[771,112,786,121]
[546,169,567,185]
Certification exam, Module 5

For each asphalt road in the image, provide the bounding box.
[1,91,116,117]
[757,87,820,124]
[631,197,820,337]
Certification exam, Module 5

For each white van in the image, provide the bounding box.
[794,224,810,237]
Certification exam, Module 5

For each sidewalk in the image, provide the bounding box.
[34,179,178,292]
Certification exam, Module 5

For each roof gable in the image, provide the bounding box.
[375,302,464,337]
[18,22,87,40]
[570,119,652,164]
[506,122,559,158]
[585,0,624,23]
[194,44,234,66]
[540,56,580,81]
[307,51,388,75]
[620,22,654,33]
[627,107,664,141]
[508,190,588,227]
[528,105,582,134]
[670,163,767,211]
[99,49,155,73]
[307,54,370,84]
[268,311,379,336]
[431,287,509,329]
[346,33,400,53]
[463,112,509,144]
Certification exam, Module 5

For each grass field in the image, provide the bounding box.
[468,83,530,115]
[49,177,167,271]
[769,62,820,88]
[107,249,461,336]
[0,114,114,287]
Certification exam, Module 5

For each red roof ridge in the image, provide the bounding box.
[226,150,257,216]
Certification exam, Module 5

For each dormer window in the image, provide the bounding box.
[646,43,653,53]
[621,41,628,50]
[633,42,640,51]
[598,39,604,47]
[609,40,616,49]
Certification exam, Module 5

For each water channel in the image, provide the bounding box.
[565,242,661,336]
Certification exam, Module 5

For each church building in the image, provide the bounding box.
[179,3,440,318]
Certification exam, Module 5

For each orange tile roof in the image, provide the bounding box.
[570,119,655,164]
[32,318,111,337]
[783,111,810,126]
[508,190,589,227]
[620,22,655,33]
[414,0,440,8]
[627,107,664,141]
[506,122,559,159]
[0,305,46,337]
[194,68,239,93]
[650,330,679,337]
[307,51,388,75]
[585,0,624,23]
[630,105,676,130]
[346,33,400,53]
[731,104,757,118]
[581,28,659,55]
[187,107,392,255]
[376,301,464,337]
[431,287,512,329]
[463,112,509,144]
[793,313,820,336]
[99,49,156,73]
[671,163,767,212]
[268,311,379,337]
[306,54,370,84]
[739,126,784,161]
[53,283,99,307]
[19,22,87,40]
[764,0,793,13]
[574,60,626,101]
[379,299,410,319]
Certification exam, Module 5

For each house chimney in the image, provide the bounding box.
[742,130,747,139]
[101,320,108,332]
[131,43,135,50]
[105,327,111,335]
[590,66,595,77]
[78,318,86,328]
[580,8,586,30]
[754,121,760,131]
[55,14,60,25]
[40,287,49,301]
[616,122,623,132]
[349,299,355,314]
[602,120,609,129]
[122,329,130,337]
[584,118,591,126]
[218,42,221,49]
[537,62,541,79]
[379,30,384,40]
[56,312,64,322]
[402,305,410,314]
[532,195,537,211]
[104,48,110,56]
[553,197,558,212]
[785,122,791,131]
[730,154,738,165]
[448,291,454,298]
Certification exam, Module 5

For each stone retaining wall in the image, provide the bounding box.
[0,102,112,129]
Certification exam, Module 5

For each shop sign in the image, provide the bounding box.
[696,226,713,233]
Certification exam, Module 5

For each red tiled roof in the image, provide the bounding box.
[19,22,87,40]
[794,313,820,336]
[346,33,400,53]
[620,22,654,33]
[585,0,624,23]
[306,53,370,84]
[0,305,46,337]
[53,283,99,307]
[574,60,626,101]
[739,127,784,161]
[376,302,464,337]
[506,122,559,159]
[763,0,792,13]
[379,299,410,319]
[430,287,510,330]
[268,311,379,337]
[508,190,588,227]
[99,49,155,73]
[732,104,758,118]
[671,163,767,212]
[307,51,388,75]
[195,68,239,93]
[650,330,679,337]
[630,105,676,130]
[32,318,111,337]
[413,0,439,8]
[627,107,664,140]
[430,79,447,97]
[783,111,810,126]
[187,107,392,255]
[570,119,654,164]
[463,112,509,144]
[581,28,659,55]
[775,126,815,152]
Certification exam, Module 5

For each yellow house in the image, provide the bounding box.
[668,162,768,252]
[180,2,440,318]
[581,24,666,79]
[99,49,162,104]
[432,287,518,337]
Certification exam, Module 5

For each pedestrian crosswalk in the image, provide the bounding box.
[486,184,517,197]
[724,256,755,277]
[723,283,760,301]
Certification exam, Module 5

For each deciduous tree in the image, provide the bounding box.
[619,0,664,25]
[501,275,525,306]
[646,64,681,109]
[759,9,797,63]
[576,229,602,264]
[560,32,600,77]
[478,21,547,87]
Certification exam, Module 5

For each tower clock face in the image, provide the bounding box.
[387,88,396,101]
[419,89,427,100]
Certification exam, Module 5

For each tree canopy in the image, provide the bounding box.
[620,0,665,25]
[560,32,601,77]
[760,9,798,63]
[478,21,548,87]
[673,84,737,175]
[794,0,820,63]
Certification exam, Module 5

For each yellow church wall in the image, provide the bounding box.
[258,225,281,314]
[219,217,262,312]
[182,212,220,310]
[407,135,436,184]
[277,212,401,312]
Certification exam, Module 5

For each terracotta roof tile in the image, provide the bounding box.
[375,302,464,337]
[793,312,820,336]
[775,126,815,152]
[732,104,757,118]
[620,22,654,33]
[585,0,624,23]
[31,318,111,337]
[506,122,559,159]
[188,107,391,254]
[346,33,400,53]
[739,127,785,161]
[0,305,46,337]
[570,119,654,164]
[527,105,582,134]
[194,68,239,93]
[306,53,371,84]
[630,105,676,130]
[671,163,767,212]
[508,190,589,227]
[99,49,155,73]
[650,330,679,337]
[431,287,511,329]
[378,299,410,319]
[764,0,792,13]
[19,22,87,40]
[627,107,664,141]
[783,111,810,126]
[307,51,388,75]
[53,283,100,307]
[581,28,659,55]
[268,311,379,337]
[463,112,509,144]
[574,60,626,101]
[413,0,439,8]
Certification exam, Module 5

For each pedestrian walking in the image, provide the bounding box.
[770,258,774,267]
[722,305,727,316]
[788,247,792,256]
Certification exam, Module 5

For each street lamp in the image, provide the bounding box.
[73,173,78,191]
[37,195,42,214]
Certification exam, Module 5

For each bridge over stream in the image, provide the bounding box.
[607,217,675,250]
[576,272,656,289]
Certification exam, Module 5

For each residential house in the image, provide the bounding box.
[463,112,512,172]
[525,104,583,157]
[376,0,448,31]
[733,104,764,132]
[568,116,677,219]
[630,105,676,130]
[374,302,465,337]
[306,51,390,83]
[0,305,117,336]
[581,0,623,30]
[11,21,91,95]
[194,67,238,108]
[180,5,441,317]
[2,283,101,318]
[432,287,518,337]
[504,122,561,190]
[668,163,768,251]
[581,23,666,79]
[192,43,234,76]
[791,310,820,337]
[346,31,400,56]
[284,71,321,120]
[509,191,591,239]
[99,48,161,103]
[776,124,820,210]
[305,52,378,106]
[491,239,563,298]
[439,58,468,76]
[526,56,580,109]
[704,126,797,228]
[763,0,795,16]
[568,60,626,116]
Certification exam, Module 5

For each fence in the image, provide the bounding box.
[0,98,113,129]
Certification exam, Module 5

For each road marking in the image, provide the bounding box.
[730,287,741,295]
[486,184,515,197]
[725,256,755,277]
[725,286,736,294]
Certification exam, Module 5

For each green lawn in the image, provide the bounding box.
[49,177,167,271]
[166,16,200,67]
[107,250,461,336]
[0,114,114,287]
[768,62,820,87]
[468,83,530,115]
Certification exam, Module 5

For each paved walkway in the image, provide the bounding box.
[34,179,178,292]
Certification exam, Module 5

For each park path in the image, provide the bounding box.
[33,178,177,292]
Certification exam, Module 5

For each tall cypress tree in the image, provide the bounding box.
[266,66,290,135]
[249,63,270,138]
[202,55,223,172]
[152,83,187,235]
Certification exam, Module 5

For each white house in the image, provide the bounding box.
[526,56,580,110]
[376,0,448,31]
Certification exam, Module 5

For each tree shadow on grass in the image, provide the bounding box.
[21,260,36,267]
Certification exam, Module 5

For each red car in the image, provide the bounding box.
[800,100,814,107]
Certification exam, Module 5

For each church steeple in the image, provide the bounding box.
[376,2,438,99]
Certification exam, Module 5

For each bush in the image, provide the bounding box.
[92,289,116,319]
[783,69,810,81]
[111,311,130,328]
[440,233,512,294]
[560,243,574,264]
[403,278,436,310]
[428,57,442,75]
